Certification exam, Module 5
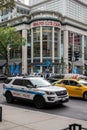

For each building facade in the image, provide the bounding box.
[0,0,87,75]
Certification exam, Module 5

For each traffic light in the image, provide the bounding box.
[68,47,72,61]
[74,51,80,61]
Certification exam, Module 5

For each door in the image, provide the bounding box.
[21,79,34,100]
[12,79,24,98]
[69,80,82,97]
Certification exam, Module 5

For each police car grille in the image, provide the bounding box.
[55,90,67,96]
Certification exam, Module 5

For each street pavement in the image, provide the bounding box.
[0,104,87,130]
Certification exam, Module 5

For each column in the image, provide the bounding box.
[40,26,42,73]
[82,35,84,74]
[31,28,33,73]
[72,33,75,72]
[64,30,68,73]
[52,27,54,73]
[58,29,61,60]
[22,29,27,74]
[58,29,62,73]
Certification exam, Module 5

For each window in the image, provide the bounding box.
[27,30,31,58]
[12,79,34,87]
[68,31,82,61]
[33,27,40,57]
[42,26,52,57]
[17,6,29,15]
[4,79,12,84]
[84,36,87,60]
[12,79,24,86]
[59,80,69,85]
[23,80,33,87]
[69,80,78,86]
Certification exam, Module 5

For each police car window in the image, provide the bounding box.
[12,79,24,86]
[23,80,33,87]
[4,79,12,84]
[30,78,51,87]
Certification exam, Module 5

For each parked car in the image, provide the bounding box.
[3,76,69,109]
[48,73,87,83]
[53,78,87,100]
[0,74,7,82]
[47,74,65,83]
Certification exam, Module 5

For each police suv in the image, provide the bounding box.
[3,76,69,108]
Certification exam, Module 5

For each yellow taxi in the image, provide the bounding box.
[53,77,87,100]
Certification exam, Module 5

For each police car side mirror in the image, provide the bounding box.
[26,85,33,88]
[34,85,37,88]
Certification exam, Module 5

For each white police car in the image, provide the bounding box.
[3,76,69,108]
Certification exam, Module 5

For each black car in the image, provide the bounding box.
[47,74,64,83]
[0,74,7,82]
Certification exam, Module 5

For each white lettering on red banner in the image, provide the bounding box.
[32,20,61,28]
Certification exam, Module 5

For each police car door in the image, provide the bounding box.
[12,79,24,98]
[22,79,34,100]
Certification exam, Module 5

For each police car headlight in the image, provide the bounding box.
[45,91,55,95]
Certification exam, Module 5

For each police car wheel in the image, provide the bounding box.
[6,92,14,103]
[83,92,87,100]
[34,96,45,109]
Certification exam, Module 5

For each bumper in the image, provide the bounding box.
[46,98,69,105]
[55,98,69,104]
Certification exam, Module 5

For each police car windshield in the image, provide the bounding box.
[30,78,51,87]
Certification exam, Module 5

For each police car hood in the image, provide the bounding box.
[37,85,66,92]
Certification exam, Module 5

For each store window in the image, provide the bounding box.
[74,33,82,61]
[61,30,64,58]
[84,36,87,60]
[33,27,40,57]
[54,28,59,57]
[27,30,31,58]
[42,27,52,57]
[68,31,82,61]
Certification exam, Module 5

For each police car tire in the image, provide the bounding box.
[34,95,45,109]
[6,92,14,103]
[83,92,87,100]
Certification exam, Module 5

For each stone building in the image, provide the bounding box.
[0,0,87,75]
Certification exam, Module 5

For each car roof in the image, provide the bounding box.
[58,78,87,83]
[7,76,43,80]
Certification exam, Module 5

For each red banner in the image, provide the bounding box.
[32,20,61,28]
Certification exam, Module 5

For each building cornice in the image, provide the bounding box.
[0,14,87,31]
[29,10,62,18]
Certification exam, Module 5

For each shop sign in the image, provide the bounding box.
[32,20,61,28]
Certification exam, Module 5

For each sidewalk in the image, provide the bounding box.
[0,104,87,130]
